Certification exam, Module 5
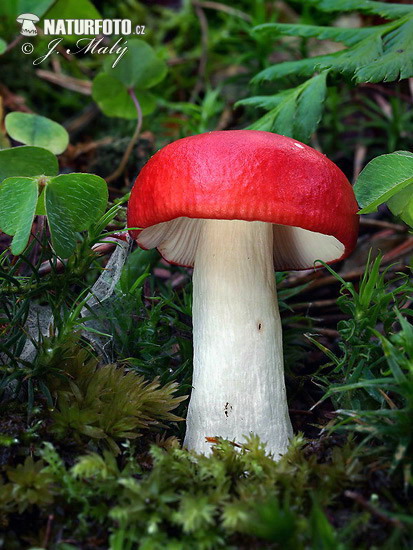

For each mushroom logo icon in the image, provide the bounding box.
[16,13,39,36]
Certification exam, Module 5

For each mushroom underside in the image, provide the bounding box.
[137,216,345,270]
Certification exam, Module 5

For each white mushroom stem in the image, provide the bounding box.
[184,219,293,457]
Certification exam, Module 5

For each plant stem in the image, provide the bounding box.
[106,89,143,183]
[190,4,209,103]
[193,1,251,22]
[5,35,23,53]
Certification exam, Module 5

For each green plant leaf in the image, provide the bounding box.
[355,18,413,82]
[252,14,413,86]
[92,74,156,119]
[92,39,166,119]
[235,90,292,111]
[0,145,58,183]
[295,72,328,142]
[47,174,108,232]
[5,112,69,155]
[304,0,413,19]
[19,0,56,17]
[45,187,77,258]
[337,34,384,79]
[246,90,296,135]
[0,176,38,255]
[386,183,413,227]
[247,72,327,142]
[354,151,413,214]
[252,22,380,46]
[245,7,413,144]
[309,502,339,549]
[42,0,100,42]
[103,39,167,89]
[251,57,321,83]
[0,0,55,20]
[0,38,7,54]
[45,173,108,257]
[253,33,384,83]
[44,0,100,20]
[36,188,46,215]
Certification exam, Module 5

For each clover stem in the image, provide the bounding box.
[106,89,143,184]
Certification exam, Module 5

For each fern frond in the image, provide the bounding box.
[240,72,328,142]
[235,90,292,111]
[251,57,325,83]
[245,9,413,140]
[355,18,413,82]
[304,0,413,19]
[253,22,381,46]
[252,15,413,85]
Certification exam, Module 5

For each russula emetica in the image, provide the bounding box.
[128,130,359,457]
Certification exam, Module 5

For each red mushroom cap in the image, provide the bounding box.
[127,130,359,270]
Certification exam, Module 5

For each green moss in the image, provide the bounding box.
[2,456,54,514]
[46,339,186,454]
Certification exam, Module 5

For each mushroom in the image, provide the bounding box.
[127,130,359,457]
[16,13,39,36]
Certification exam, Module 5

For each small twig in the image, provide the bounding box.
[167,56,191,66]
[359,218,407,232]
[193,1,252,22]
[373,92,392,119]
[360,83,412,104]
[4,35,23,54]
[51,53,61,75]
[70,137,113,159]
[281,262,408,291]
[64,104,99,135]
[105,89,143,183]
[36,70,92,95]
[289,409,313,415]
[190,3,209,103]
[205,436,242,448]
[353,143,367,181]
[274,0,301,21]
[27,215,46,268]
[215,106,233,131]
[0,84,32,112]
[290,321,340,337]
[378,389,397,410]
[291,298,339,311]
[38,236,127,276]
[42,514,54,548]
[344,491,403,528]
[2,236,127,293]
[308,327,340,338]
[312,314,348,324]
[382,237,413,263]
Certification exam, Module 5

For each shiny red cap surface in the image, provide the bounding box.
[128,130,359,264]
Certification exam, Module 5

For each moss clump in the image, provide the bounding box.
[49,343,186,453]
[4,435,407,549]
